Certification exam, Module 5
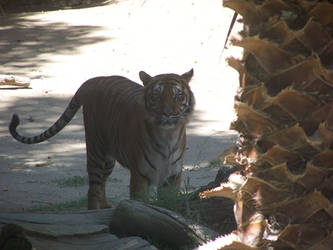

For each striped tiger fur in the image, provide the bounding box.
[9,70,195,209]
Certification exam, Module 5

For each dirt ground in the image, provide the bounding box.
[0,0,241,212]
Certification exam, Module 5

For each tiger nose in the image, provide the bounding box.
[163,105,173,117]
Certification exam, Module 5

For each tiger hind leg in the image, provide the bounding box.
[87,158,115,210]
[100,160,115,209]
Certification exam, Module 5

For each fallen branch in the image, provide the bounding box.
[0,75,30,88]
[0,208,156,250]
[110,199,219,249]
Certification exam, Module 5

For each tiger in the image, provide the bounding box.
[9,70,195,210]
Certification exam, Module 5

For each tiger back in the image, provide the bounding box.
[9,70,195,209]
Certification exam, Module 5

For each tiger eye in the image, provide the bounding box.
[173,86,182,94]
[152,85,162,94]
[172,87,183,102]
[175,93,185,102]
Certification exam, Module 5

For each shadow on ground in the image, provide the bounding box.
[1,0,114,14]
[0,14,110,78]
[1,94,85,168]
[0,93,237,211]
[1,94,236,168]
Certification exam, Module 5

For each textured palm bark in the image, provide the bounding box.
[201,1,333,249]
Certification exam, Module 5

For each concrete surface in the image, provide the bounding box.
[0,0,241,212]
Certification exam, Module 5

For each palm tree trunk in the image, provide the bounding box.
[201,1,333,248]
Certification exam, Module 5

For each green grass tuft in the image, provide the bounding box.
[137,184,192,216]
[208,158,224,168]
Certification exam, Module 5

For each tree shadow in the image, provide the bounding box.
[185,110,237,167]
[1,0,116,14]
[0,90,236,211]
[1,95,237,169]
[0,93,237,211]
[0,14,110,78]
[0,0,240,212]
[1,95,85,168]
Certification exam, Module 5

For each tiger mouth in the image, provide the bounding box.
[161,118,178,126]
[147,110,190,128]
[158,116,184,127]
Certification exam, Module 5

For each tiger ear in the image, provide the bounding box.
[139,71,152,86]
[181,69,194,83]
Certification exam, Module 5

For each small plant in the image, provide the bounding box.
[183,175,192,193]
[208,158,223,168]
[136,184,192,218]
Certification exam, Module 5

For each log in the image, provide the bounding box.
[0,75,30,88]
[110,199,219,249]
[0,224,32,250]
[0,165,237,249]
[0,208,157,250]
[0,200,220,249]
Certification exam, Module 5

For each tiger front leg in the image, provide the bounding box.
[159,172,183,196]
[129,169,153,200]
[164,171,182,188]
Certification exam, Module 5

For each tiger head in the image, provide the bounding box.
[139,69,195,129]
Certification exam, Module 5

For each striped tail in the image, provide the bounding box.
[9,98,81,144]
